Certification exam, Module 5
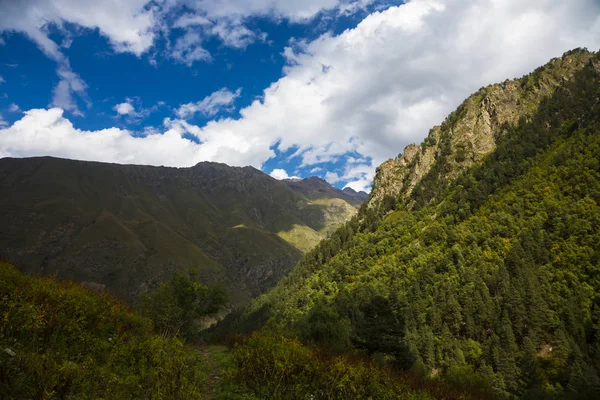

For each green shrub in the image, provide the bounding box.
[231,331,434,400]
[0,263,205,399]
[139,270,227,339]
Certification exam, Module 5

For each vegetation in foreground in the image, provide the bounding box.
[1,262,485,399]
[0,262,207,399]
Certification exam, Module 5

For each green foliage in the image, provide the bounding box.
[231,331,438,400]
[299,300,352,351]
[0,263,205,399]
[248,51,600,399]
[140,270,227,339]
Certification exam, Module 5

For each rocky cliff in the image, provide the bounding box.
[369,48,596,210]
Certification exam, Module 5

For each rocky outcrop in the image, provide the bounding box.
[369,49,596,210]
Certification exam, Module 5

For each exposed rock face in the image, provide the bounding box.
[369,49,595,210]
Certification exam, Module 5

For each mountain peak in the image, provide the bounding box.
[369,48,597,210]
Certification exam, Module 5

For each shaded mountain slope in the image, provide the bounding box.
[0,157,363,304]
[284,176,368,206]
[240,49,600,398]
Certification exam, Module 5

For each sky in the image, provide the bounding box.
[0,0,599,192]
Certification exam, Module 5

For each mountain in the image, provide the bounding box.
[284,176,369,206]
[239,49,600,398]
[369,48,597,212]
[0,157,363,305]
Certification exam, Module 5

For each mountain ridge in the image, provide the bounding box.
[0,155,364,305]
[369,48,596,211]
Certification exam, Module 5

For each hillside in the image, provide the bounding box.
[0,157,362,305]
[240,49,600,398]
[2,262,478,399]
[0,262,208,398]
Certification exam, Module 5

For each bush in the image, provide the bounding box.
[231,331,434,400]
[0,263,205,399]
[139,270,227,339]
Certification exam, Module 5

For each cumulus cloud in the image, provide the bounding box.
[0,108,203,166]
[270,168,300,180]
[52,65,88,116]
[171,31,212,65]
[0,0,156,57]
[176,88,242,119]
[164,0,373,65]
[8,103,20,112]
[114,102,136,116]
[173,13,212,29]
[179,0,372,22]
[173,0,600,189]
[113,97,163,122]
[1,0,600,192]
[324,171,341,184]
[0,0,156,116]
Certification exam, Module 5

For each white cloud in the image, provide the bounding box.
[0,76,4,83]
[0,0,156,58]
[176,88,242,119]
[0,0,156,116]
[173,13,212,29]
[171,31,212,65]
[324,171,341,184]
[8,103,20,112]
[209,20,264,49]
[0,108,205,166]
[113,97,162,121]
[52,64,88,116]
[176,0,369,22]
[114,102,136,116]
[0,115,6,128]
[173,0,600,187]
[270,168,300,180]
[163,0,374,64]
[0,0,369,63]
[344,179,371,193]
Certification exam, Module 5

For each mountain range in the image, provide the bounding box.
[0,157,366,305]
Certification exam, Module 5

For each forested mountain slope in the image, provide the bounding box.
[242,49,600,398]
[0,157,361,304]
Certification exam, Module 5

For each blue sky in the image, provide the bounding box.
[1,0,599,192]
